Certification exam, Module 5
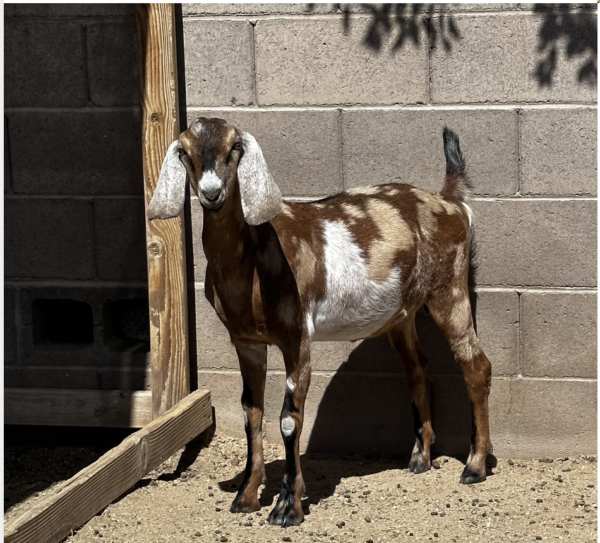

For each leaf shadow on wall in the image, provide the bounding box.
[533,4,597,88]
[308,3,462,53]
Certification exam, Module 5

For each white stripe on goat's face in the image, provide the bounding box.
[199,170,224,201]
[310,220,402,341]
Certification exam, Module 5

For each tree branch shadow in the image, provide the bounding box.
[534,4,597,88]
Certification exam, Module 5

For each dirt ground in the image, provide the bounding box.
[5,429,597,543]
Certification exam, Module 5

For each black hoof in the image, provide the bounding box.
[409,455,431,475]
[460,465,486,485]
[268,489,303,527]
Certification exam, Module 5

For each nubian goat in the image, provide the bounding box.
[148,118,493,527]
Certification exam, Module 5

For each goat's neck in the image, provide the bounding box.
[201,187,254,284]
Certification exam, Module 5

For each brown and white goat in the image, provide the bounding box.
[148,118,493,527]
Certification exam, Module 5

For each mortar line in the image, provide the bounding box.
[196,368,598,382]
[182,8,595,22]
[22,365,149,372]
[516,108,522,195]
[517,291,523,376]
[14,287,24,373]
[338,108,345,192]
[4,15,135,24]
[187,103,597,112]
[249,19,258,106]
[5,194,144,200]
[81,22,92,105]
[474,286,597,294]
[4,106,140,114]
[4,279,148,288]
[4,116,13,194]
[426,15,432,105]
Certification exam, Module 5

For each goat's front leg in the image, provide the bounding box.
[230,342,268,513]
[268,339,311,526]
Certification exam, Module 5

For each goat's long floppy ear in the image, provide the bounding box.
[237,132,282,225]
[147,140,187,220]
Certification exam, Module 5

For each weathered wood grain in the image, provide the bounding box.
[4,389,153,428]
[4,389,212,543]
[136,3,190,418]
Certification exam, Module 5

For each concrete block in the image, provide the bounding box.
[187,109,341,197]
[21,367,149,390]
[183,20,254,106]
[472,291,520,376]
[183,4,334,15]
[195,290,238,371]
[5,199,96,279]
[343,109,518,196]
[471,200,597,287]
[511,378,597,456]
[94,198,148,281]
[8,111,143,195]
[5,287,18,366]
[4,4,136,17]
[5,368,23,388]
[86,21,139,107]
[5,117,11,193]
[520,107,597,196]
[4,21,88,107]
[255,18,428,105]
[431,13,597,104]
[521,292,597,378]
[19,286,149,369]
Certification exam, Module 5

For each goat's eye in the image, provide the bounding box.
[232,142,242,151]
[177,148,187,158]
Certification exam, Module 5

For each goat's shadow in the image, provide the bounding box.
[218,300,481,508]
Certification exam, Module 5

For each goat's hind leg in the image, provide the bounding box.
[230,342,268,513]
[428,286,493,484]
[388,313,435,474]
[268,340,311,527]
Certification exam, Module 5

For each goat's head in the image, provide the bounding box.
[147,117,282,225]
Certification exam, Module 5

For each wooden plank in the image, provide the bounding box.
[4,389,153,428]
[136,4,190,418]
[4,389,212,543]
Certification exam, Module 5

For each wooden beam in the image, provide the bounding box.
[136,4,190,418]
[4,389,153,428]
[4,389,212,543]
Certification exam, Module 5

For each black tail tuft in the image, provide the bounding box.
[443,127,465,176]
[441,127,471,203]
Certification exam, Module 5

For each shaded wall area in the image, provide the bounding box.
[4,4,150,391]
[184,3,597,458]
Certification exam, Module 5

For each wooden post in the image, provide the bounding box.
[136,4,190,418]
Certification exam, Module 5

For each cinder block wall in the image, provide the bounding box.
[4,5,150,390]
[183,3,597,457]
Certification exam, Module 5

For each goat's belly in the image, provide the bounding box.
[309,220,403,342]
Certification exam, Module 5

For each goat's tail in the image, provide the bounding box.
[440,127,471,206]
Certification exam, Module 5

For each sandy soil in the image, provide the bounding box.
[4,430,597,543]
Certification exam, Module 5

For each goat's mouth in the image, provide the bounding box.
[198,190,226,211]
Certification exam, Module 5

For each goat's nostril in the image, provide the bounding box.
[202,188,221,201]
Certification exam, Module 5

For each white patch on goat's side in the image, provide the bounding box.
[286,376,296,392]
[243,411,249,426]
[310,221,402,341]
[462,202,473,226]
[199,169,223,198]
[281,416,295,436]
